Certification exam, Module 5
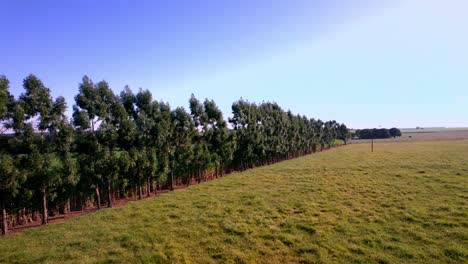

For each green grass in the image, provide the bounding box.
[401,127,468,133]
[1,140,467,263]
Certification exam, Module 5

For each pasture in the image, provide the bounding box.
[352,129,468,144]
[401,128,468,134]
[0,140,467,263]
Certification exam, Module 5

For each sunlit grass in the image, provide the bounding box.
[1,140,467,263]
[401,127,468,133]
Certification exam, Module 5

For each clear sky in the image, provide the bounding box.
[2,0,467,128]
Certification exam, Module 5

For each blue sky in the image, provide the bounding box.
[2,0,467,128]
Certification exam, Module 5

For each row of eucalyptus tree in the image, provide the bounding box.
[0,74,349,235]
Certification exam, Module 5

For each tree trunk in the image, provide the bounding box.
[138,181,142,200]
[170,170,174,191]
[147,176,151,197]
[1,200,7,235]
[95,185,101,210]
[41,187,48,225]
[107,180,112,208]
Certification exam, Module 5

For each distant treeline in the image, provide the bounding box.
[0,74,350,235]
[354,128,401,139]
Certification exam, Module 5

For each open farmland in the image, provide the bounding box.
[401,128,468,134]
[0,140,467,263]
[352,129,468,144]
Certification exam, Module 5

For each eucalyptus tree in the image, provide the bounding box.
[189,95,211,182]
[118,87,139,197]
[301,116,314,154]
[277,109,291,160]
[337,123,350,143]
[0,76,13,128]
[73,76,102,208]
[313,119,325,150]
[135,89,158,197]
[322,121,337,146]
[170,107,195,189]
[308,118,318,152]
[96,81,129,206]
[73,77,123,208]
[14,74,74,224]
[153,101,172,191]
[285,111,300,158]
[119,87,159,199]
[229,99,252,170]
[0,154,21,235]
[251,103,266,165]
[0,76,25,234]
[50,99,78,214]
[203,98,234,176]
[126,146,157,199]
[258,102,283,164]
[230,100,264,170]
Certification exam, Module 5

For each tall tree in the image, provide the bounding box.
[189,95,211,182]
[337,123,350,144]
[170,107,194,189]
[119,87,158,199]
[74,77,122,208]
[16,74,73,224]
[0,76,25,234]
[389,127,401,138]
[153,101,172,191]
[204,98,233,176]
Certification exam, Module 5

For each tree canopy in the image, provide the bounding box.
[0,74,350,234]
[354,128,401,139]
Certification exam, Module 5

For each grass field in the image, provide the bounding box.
[352,130,468,144]
[401,128,468,133]
[1,140,467,263]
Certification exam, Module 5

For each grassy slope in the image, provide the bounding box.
[1,140,467,264]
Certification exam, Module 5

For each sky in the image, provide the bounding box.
[1,0,467,128]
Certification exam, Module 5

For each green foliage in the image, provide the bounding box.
[11,75,75,223]
[1,73,349,229]
[0,75,13,125]
[389,127,402,138]
[171,107,195,179]
[0,153,24,203]
[229,100,346,169]
[354,128,394,139]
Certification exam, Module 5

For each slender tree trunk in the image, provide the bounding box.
[1,200,7,235]
[107,179,112,208]
[95,185,101,210]
[66,199,70,213]
[138,180,142,200]
[41,187,48,225]
[147,176,151,197]
[170,171,174,191]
